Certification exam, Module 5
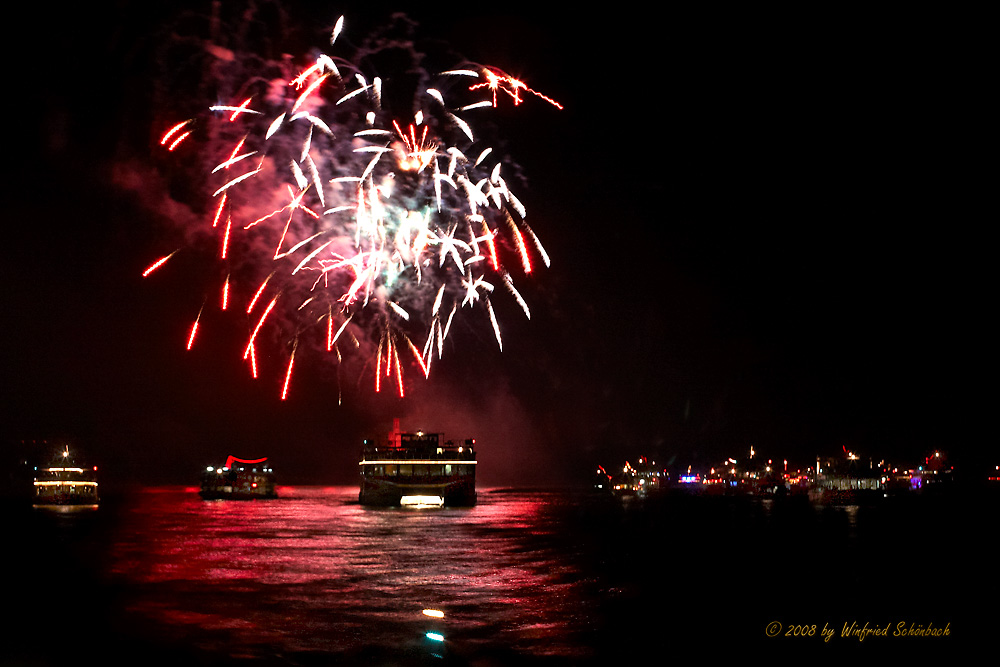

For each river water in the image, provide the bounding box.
[7,485,990,664]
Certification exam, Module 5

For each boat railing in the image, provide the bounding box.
[360,449,476,462]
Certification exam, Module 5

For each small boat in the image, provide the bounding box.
[359,420,477,507]
[200,456,277,500]
[32,446,100,510]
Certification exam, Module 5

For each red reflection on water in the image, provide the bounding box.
[104,487,595,661]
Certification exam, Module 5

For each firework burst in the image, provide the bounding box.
[146,15,558,400]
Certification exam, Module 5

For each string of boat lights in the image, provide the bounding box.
[33,481,98,486]
[359,460,478,466]
[34,465,99,487]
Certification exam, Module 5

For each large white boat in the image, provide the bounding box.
[32,446,99,510]
[359,420,477,507]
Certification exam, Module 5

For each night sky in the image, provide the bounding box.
[2,2,986,489]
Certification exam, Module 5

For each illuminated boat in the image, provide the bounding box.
[809,449,885,503]
[604,457,667,498]
[32,446,100,510]
[200,456,277,500]
[359,420,477,507]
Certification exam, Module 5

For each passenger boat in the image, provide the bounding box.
[200,456,277,500]
[809,450,885,503]
[32,446,99,510]
[359,420,477,507]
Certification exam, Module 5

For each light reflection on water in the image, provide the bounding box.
[106,486,597,662]
[13,485,985,663]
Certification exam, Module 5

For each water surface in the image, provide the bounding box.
[8,485,988,664]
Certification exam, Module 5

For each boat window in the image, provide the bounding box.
[444,465,452,475]
[399,465,412,476]
[386,464,397,476]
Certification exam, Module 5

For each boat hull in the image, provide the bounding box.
[359,477,476,507]
[33,502,99,511]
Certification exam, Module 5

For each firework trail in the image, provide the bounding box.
[146,15,559,399]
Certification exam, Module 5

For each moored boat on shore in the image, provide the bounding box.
[597,457,668,499]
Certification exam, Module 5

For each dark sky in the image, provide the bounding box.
[2,2,987,488]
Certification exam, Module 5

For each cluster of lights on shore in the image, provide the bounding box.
[599,447,960,496]
[144,15,561,400]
